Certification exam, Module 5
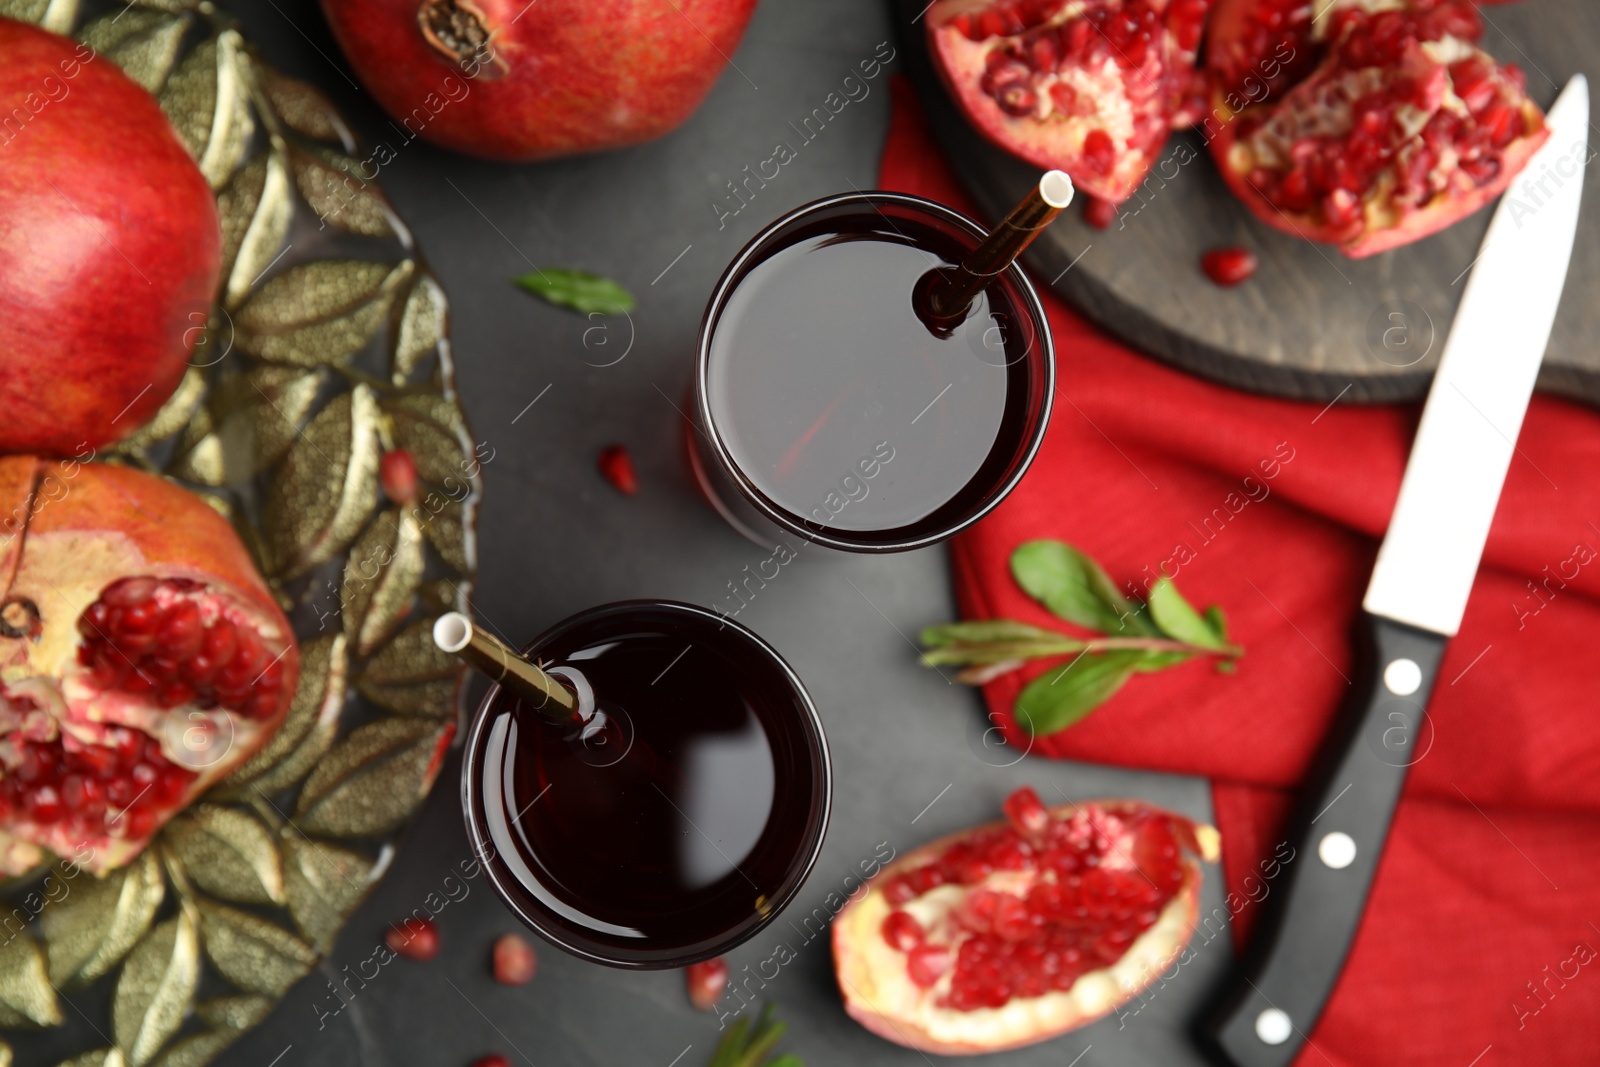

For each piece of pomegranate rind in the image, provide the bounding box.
[833,799,1220,1055]
[927,0,1213,205]
[1207,0,1549,257]
[0,458,298,875]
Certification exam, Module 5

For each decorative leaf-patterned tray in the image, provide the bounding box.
[0,1,478,1063]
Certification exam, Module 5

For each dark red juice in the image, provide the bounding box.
[464,602,829,968]
[698,195,1052,550]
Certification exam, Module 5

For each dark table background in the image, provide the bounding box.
[194,3,1228,1064]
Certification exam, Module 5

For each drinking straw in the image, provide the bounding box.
[433,612,581,721]
[921,170,1074,328]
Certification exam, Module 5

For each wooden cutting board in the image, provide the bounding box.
[894,0,1600,404]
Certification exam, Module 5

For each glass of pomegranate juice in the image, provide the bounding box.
[688,188,1059,552]
[451,601,830,968]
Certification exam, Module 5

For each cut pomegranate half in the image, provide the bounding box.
[927,0,1214,204]
[833,789,1218,1055]
[1206,0,1548,257]
[0,458,297,875]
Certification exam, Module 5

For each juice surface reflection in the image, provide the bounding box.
[706,215,1036,537]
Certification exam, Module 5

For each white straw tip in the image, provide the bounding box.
[433,612,472,654]
[1040,170,1075,209]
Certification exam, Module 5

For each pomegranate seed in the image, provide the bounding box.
[907,944,952,988]
[1002,786,1050,840]
[1200,247,1259,287]
[992,894,1035,941]
[597,445,637,495]
[881,876,916,905]
[201,619,238,664]
[106,776,135,808]
[881,910,926,952]
[491,932,537,985]
[380,449,420,506]
[1083,196,1117,229]
[102,577,157,607]
[157,601,203,657]
[24,784,63,823]
[685,956,727,1011]
[1080,129,1115,175]
[470,1057,511,1067]
[120,806,157,840]
[386,917,440,961]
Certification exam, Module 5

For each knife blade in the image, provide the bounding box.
[1205,74,1589,1067]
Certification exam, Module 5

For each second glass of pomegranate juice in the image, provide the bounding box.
[459,601,831,968]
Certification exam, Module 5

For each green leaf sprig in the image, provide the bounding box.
[921,540,1241,737]
[708,1003,803,1067]
[513,268,635,315]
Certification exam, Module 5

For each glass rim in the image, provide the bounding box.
[695,189,1056,553]
[459,599,833,969]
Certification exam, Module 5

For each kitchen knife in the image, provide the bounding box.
[1205,74,1590,1067]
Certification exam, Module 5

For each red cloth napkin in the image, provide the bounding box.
[880,76,1600,1066]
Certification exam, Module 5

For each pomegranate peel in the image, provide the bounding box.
[833,794,1218,1055]
[0,458,297,875]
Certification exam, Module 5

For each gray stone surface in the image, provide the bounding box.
[185,3,1223,1064]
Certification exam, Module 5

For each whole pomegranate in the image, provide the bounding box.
[833,788,1217,1055]
[926,0,1213,204]
[0,19,222,456]
[0,458,297,875]
[318,0,760,160]
[1206,0,1548,257]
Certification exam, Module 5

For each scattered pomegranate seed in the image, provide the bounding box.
[1083,196,1117,229]
[492,932,537,985]
[597,444,637,495]
[379,448,420,505]
[1201,247,1259,287]
[685,956,728,1011]
[470,1056,511,1067]
[386,917,439,961]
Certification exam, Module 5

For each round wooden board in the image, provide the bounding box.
[894,0,1600,405]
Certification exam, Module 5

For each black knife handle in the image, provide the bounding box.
[1203,612,1447,1067]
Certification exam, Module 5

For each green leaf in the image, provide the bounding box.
[1147,578,1229,650]
[1014,651,1146,736]
[707,1003,801,1067]
[919,620,1064,647]
[1205,605,1230,643]
[514,269,634,315]
[1010,541,1152,635]
[1133,651,1192,673]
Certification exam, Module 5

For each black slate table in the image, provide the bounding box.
[201,3,1229,1065]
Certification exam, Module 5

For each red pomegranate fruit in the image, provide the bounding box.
[833,788,1218,1055]
[0,458,296,875]
[0,19,222,456]
[1205,0,1548,257]
[318,0,760,161]
[926,0,1213,204]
